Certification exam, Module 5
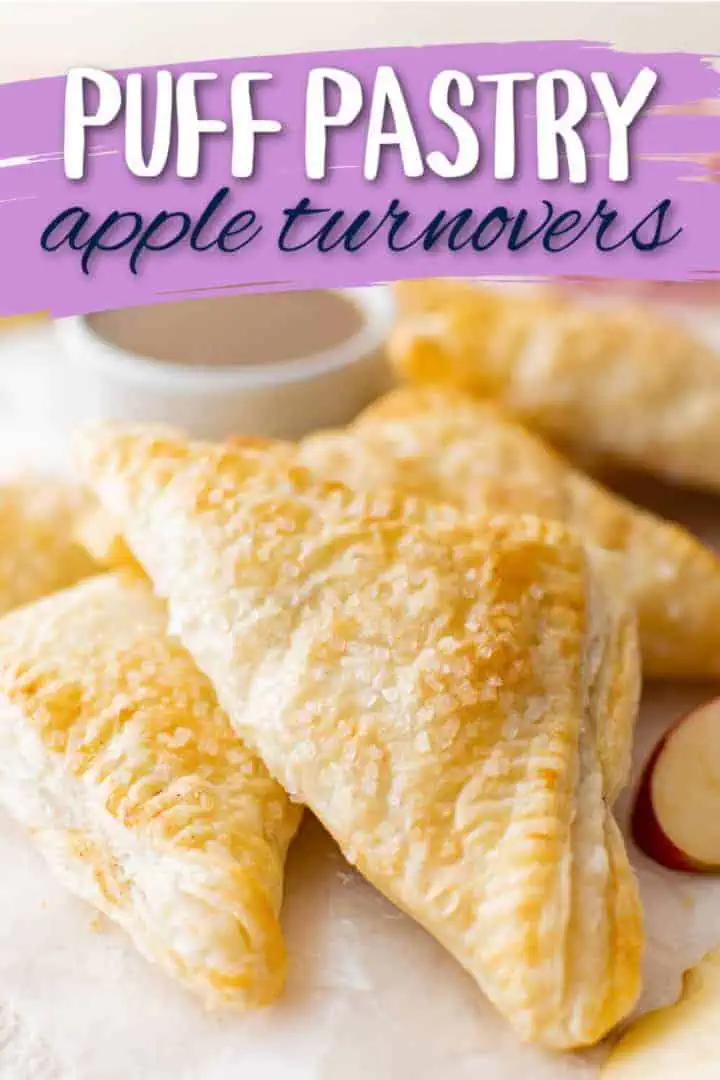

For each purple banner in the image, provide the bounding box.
[0,40,719,316]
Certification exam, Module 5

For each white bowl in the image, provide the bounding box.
[52,286,396,440]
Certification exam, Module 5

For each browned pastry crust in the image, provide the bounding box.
[297,385,720,679]
[390,279,720,493]
[0,571,301,1009]
[0,476,98,613]
[78,426,643,1050]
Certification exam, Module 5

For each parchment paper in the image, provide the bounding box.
[2,332,720,1080]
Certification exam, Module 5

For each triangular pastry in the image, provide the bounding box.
[0,475,98,613]
[76,430,635,806]
[0,570,302,1009]
[79,427,643,1049]
[297,386,720,679]
[75,436,296,573]
[390,278,720,493]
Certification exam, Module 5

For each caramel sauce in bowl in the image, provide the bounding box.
[54,287,396,439]
[87,290,367,370]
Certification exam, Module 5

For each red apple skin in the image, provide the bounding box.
[632,716,720,875]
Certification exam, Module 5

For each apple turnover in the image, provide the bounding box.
[0,475,97,613]
[79,426,643,1049]
[390,278,720,492]
[0,571,301,1009]
[297,386,720,679]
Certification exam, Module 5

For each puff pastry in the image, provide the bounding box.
[78,426,643,1049]
[75,436,296,571]
[390,278,720,492]
[0,571,301,1009]
[0,475,97,613]
[297,386,720,679]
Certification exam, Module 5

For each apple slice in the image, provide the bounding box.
[633,697,720,873]
[602,949,720,1077]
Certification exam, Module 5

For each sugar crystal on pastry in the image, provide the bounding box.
[390,278,720,495]
[78,425,644,1049]
[0,475,98,614]
[297,385,720,680]
[0,571,301,1010]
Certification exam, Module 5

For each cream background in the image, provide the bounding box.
[0,1,717,81]
[0,4,719,1079]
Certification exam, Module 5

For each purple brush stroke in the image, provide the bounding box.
[0,40,717,316]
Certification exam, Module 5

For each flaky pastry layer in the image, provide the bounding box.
[391,278,720,494]
[0,475,97,614]
[298,385,720,679]
[0,571,301,1009]
[78,427,644,1049]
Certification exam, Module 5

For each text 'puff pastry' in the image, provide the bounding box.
[78,427,644,1049]
[0,571,302,1009]
[298,386,720,680]
[0,475,98,614]
[390,278,720,493]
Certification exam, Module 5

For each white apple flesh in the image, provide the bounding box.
[633,698,720,873]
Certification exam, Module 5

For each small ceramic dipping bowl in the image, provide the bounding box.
[53,286,396,440]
